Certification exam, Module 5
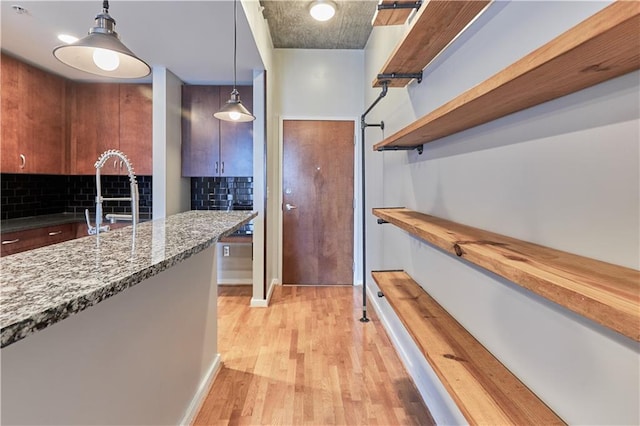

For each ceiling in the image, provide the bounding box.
[260,0,377,49]
[0,0,377,85]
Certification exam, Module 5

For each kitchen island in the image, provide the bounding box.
[1,210,256,425]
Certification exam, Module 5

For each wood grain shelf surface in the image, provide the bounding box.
[374,1,640,149]
[373,208,640,341]
[372,270,564,425]
[373,0,491,87]
[372,1,417,26]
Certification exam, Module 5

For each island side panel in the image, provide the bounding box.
[1,246,219,425]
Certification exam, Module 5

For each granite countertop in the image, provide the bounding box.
[0,210,257,348]
[1,212,153,234]
[1,213,87,233]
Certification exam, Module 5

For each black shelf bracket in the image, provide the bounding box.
[377,1,422,11]
[377,219,389,225]
[377,144,424,155]
[377,72,423,84]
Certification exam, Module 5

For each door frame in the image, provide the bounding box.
[278,115,362,285]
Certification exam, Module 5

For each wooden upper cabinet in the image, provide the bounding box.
[71,83,120,175]
[182,85,221,177]
[1,53,67,174]
[182,84,253,177]
[219,85,253,177]
[119,84,153,175]
[71,83,152,175]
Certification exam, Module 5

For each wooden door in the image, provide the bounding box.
[71,83,120,175]
[181,85,221,177]
[219,85,253,177]
[282,120,354,285]
[119,84,153,175]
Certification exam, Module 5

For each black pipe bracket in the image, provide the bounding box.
[377,72,423,84]
[377,1,422,11]
[377,145,424,155]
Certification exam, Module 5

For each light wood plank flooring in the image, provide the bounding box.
[194,285,434,425]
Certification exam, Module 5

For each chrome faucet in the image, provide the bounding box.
[85,149,139,235]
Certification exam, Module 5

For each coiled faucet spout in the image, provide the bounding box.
[85,149,139,235]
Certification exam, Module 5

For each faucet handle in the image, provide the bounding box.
[85,209,109,235]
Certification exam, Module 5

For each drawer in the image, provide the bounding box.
[1,223,76,257]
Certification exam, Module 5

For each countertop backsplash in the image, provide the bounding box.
[1,174,153,222]
[191,177,253,235]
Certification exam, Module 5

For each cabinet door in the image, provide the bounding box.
[1,54,67,174]
[182,85,221,177]
[119,84,152,175]
[71,83,120,175]
[219,85,253,177]
[1,54,21,173]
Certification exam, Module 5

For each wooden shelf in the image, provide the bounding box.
[374,1,640,149]
[372,1,417,26]
[373,208,640,342]
[373,270,564,424]
[373,0,491,87]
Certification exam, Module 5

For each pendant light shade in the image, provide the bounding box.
[53,1,150,79]
[215,0,255,122]
[214,89,255,122]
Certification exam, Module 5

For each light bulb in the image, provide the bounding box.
[229,111,242,121]
[92,48,120,71]
[310,2,335,21]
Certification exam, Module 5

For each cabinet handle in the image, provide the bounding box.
[2,239,20,245]
[19,154,26,169]
[120,160,124,169]
[114,159,118,169]
[48,231,63,236]
[221,161,225,174]
[215,161,219,174]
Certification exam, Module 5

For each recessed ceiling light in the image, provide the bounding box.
[57,34,79,44]
[309,0,336,22]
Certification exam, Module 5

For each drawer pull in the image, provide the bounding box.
[48,231,63,236]
[2,239,20,245]
[19,154,26,169]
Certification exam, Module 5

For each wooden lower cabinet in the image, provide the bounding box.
[1,223,76,257]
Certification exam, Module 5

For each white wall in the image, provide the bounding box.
[365,1,639,424]
[152,66,190,219]
[275,49,365,285]
[242,0,277,305]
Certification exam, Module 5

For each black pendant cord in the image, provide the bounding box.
[359,81,388,323]
[233,0,237,92]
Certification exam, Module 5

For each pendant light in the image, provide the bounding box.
[53,0,150,79]
[214,0,255,122]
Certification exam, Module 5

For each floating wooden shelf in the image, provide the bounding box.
[372,270,564,425]
[373,0,491,87]
[373,208,640,341]
[372,1,417,26]
[374,1,640,149]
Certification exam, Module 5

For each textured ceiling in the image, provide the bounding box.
[260,0,378,49]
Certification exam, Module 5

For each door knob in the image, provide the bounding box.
[285,203,297,211]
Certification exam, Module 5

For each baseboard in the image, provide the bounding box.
[218,279,252,285]
[179,354,222,426]
[367,287,466,425]
[250,278,278,307]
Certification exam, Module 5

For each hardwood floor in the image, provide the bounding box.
[193,285,434,425]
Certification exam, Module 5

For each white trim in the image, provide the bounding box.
[179,354,222,426]
[279,116,360,285]
[217,279,252,285]
[367,288,466,425]
[250,278,278,307]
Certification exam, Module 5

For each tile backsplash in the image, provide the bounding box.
[1,174,152,221]
[191,177,253,235]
